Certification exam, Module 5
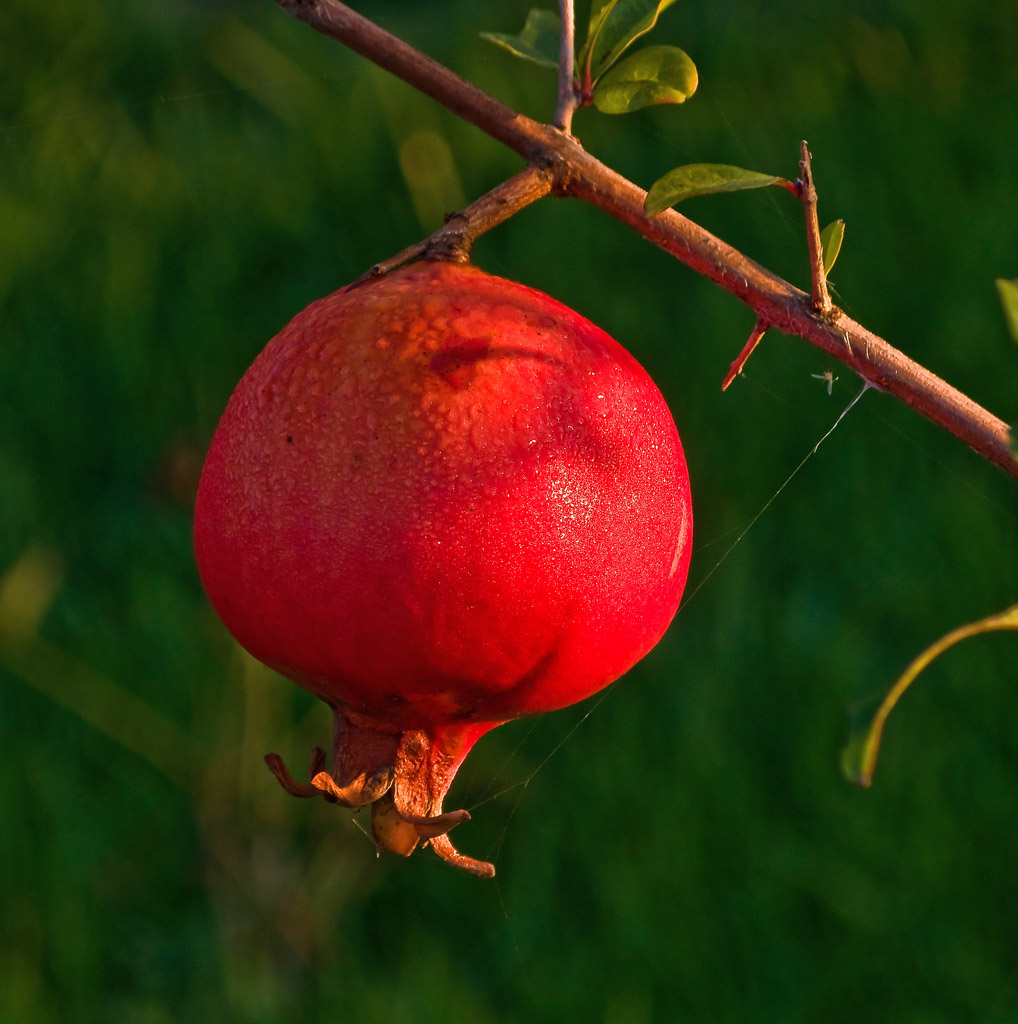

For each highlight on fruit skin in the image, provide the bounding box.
[193,258,693,877]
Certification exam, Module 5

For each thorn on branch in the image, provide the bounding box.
[798,141,834,317]
[721,318,769,391]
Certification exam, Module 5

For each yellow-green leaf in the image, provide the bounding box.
[645,163,786,216]
[841,603,1018,788]
[820,219,845,276]
[592,45,697,114]
[481,8,561,70]
[996,277,1018,344]
[581,0,680,84]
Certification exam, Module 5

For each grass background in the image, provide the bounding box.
[2,0,1017,1021]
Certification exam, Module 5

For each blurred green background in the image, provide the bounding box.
[2,0,1017,1021]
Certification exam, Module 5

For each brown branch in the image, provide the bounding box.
[350,164,554,285]
[273,0,1017,482]
[798,142,833,316]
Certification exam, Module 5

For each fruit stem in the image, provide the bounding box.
[350,164,555,285]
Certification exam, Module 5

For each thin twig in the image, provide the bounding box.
[351,164,555,286]
[721,318,769,391]
[272,0,1017,482]
[555,0,577,134]
[798,141,833,315]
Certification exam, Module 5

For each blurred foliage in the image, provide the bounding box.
[2,0,1017,1021]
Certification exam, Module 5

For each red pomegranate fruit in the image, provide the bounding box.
[194,260,692,877]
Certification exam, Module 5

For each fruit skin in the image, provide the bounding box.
[194,259,692,876]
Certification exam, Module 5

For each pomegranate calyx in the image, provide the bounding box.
[378,722,498,877]
[429,834,496,879]
[370,794,494,878]
[398,807,472,839]
[264,708,496,877]
[263,751,321,799]
[309,769,392,805]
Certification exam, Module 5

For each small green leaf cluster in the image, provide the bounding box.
[481,3,848,246]
[482,1,697,114]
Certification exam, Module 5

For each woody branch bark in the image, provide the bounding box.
[273,0,1016,481]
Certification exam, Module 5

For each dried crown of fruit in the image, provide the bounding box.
[194,260,692,877]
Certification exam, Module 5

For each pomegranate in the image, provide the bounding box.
[194,260,692,877]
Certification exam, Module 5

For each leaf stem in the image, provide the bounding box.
[555,0,577,133]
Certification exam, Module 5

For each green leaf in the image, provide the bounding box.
[481,8,561,70]
[996,277,1018,344]
[840,694,886,789]
[841,603,1018,788]
[592,45,697,114]
[820,219,845,276]
[580,0,679,84]
[645,163,786,216]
